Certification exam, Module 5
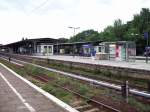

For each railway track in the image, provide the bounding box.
[33,75,120,112]
[0,53,150,99]
[1,54,150,111]
[0,56,120,112]
[0,53,147,90]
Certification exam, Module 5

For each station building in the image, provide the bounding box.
[0,38,136,61]
[0,38,58,55]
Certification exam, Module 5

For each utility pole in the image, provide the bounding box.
[121,81,129,103]
[68,26,80,57]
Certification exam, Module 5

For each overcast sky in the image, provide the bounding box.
[0,0,150,44]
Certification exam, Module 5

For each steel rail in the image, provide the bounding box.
[35,75,120,112]
[0,55,150,99]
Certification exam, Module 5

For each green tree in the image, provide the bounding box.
[113,19,126,40]
[100,26,116,41]
[66,8,150,55]
[69,29,100,42]
[58,38,69,43]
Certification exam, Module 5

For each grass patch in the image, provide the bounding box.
[0,58,150,112]
[43,61,149,89]
[128,97,150,112]
[42,83,74,103]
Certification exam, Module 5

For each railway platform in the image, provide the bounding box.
[33,55,150,71]
[0,63,78,112]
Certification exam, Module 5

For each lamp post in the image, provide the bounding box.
[68,26,80,57]
[68,26,80,36]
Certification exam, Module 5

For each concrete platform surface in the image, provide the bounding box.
[33,55,150,71]
[0,63,78,112]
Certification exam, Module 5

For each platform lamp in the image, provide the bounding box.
[68,26,80,57]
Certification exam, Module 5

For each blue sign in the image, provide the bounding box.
[144,32,149,39]
[82,44,92,48]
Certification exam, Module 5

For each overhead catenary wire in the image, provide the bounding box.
[31,0,49,13]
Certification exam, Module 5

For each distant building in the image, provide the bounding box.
[0,44,4,52]
[0,38,58,55]
[0,38,101,56]
[0,38,136,61]
[53,41,101,56]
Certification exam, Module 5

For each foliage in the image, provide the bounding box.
[42,84,74,103]
[69,29,101,42]
[128,97,150,112]
[1,59,150,111]
[67,8,150,55]
[25,64,43,76]
[58,38,69,43]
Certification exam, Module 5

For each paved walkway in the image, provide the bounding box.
[0,63,77,112]
[33,55,150,71]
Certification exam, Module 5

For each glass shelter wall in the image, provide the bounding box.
[99,41,136,61]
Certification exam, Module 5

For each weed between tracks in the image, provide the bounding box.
[0,58,150,112]
[34,59,149,90]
